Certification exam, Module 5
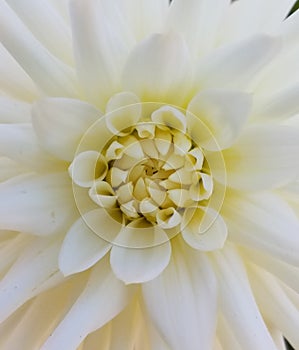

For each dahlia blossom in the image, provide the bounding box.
[1,0,299,349]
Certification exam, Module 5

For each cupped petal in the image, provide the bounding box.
[249,265,299,350]
[0,237,64,323]
[110,221,171,284]
[59,209,113,276]
[32,97,102,161]
[151,106,186,133]
[187,89,252,151]
[219,125,299,190]
[167,0,230,57]
[182,207,227,251]
[5,0,74,65]
[0,123,64,171]
[122,32,192,105]
[0,173,76,235]
[41,257,136,350]
[195,35,280,90]
[0,0,78,97]
[212,245,277,350]
[222,191,299,266]
[70,0,135,109]
[142,241,218,350]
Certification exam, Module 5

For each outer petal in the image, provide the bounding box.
[212,245,277,350]
[142,241,218,350]
[187,89,252,151]
[0,173,76,235]
[110,222,171,284]
[59,209,114,276]
[0,0,78,97]
[0,96,31,123]
[249,265,299,349]
[122,32,192,106]
[218,125,299,190]
[195,35,280,90]
[32,98,101,161]
[167,0,230,57]
[0,237,64,323]
[222,191,299,266]
[41,257,136,350]
[70,0,135,109]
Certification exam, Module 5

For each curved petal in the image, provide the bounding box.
[142,242,218,350]
[122,32,192,105]
[219,125,299,190]
[0,96,31,123]
[41,257,136,350]
[222,191,299,266]
[182,207,228,251]
[0,173,76,235]
[212,245,277,350]
[195,35,280,90]
[187,89,252,151]
[32,97,101,161]
[0,0,78,97]
[59,210,113,276]
[110,221,171,284]
[70,0,135,109]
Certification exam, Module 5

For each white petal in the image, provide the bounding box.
[0,43,39,101]
[187,89,252,150]
[0,123,63,171]
[142,243,218,350]
[220,125,299,190]
[59,210,113,276]
[41,257,136,350]
[0,173,75,235]
[0,237,64,323]
[122,32,192,105]
[5,0,73,65]
[223,191,299,266]
[89,181,117,208]
[167,0,230,57]
[182,207,227,251]
[70,0,135,109]
[217,314,243,350]
[0,96,31,123]
[196,35,280,90]
[0,157,26,182]
[0,0,78,97]
[151,106,186,133]
[156,208,181,229]
[249,265,299,349]
[105,92,141,135]
[213,245,277,350]
[32,98,101,161]
[110,221,171,284]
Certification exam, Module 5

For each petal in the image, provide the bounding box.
[212,245,277,350]
[0,237,64,323]
[182,207,228,251]
[0,123,64,171]
[70,0,135,109]
[195,35,280,91]
[41,257,136,350]
[122,32,192,105]
[32,97,102,161]
[219,125,299,190]
[0,43,39,101]
[5,0,74,65]
[0,0,78,97]
[59,210,113,276]
[222,191,299,266]
[142,242,218,350]
[151,106,187,133]
[167,0,230,57]
[249,265,299,349]
[0,96,31,123]
[0,173,76,235]
[110,221,171,284]
[187,89,252,151]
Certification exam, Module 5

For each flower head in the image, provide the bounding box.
[0,0,299,349]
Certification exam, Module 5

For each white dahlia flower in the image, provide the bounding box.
[1,0,299,349]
